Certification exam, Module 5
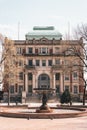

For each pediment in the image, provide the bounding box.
[40,37,48,42]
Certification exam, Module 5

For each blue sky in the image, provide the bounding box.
[0,0,87,39]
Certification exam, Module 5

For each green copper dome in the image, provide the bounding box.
[25,26,62,40]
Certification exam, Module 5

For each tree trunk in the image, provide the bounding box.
[8,88,10,106]
[83,87,86,106]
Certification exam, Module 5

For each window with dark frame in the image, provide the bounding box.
[42,48,47,54]
[65,85,69,90]
[10,85,14,93]
[28,60,33,66]
[73,72,78,80]
[28,48,32,54]
[65,74,69,80]
[35,48,38,54]
[56,73,60,80]
[55,59,60,65]
[19,72,23,80]
[19,60,23,66]
[19,85,23,93]
[36,60,40,66]
[48,60,52,66]
[42,60,46,66]
[28,73,32,80]
[74,86,78,93]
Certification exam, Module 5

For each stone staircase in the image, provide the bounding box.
[26,94,60,103]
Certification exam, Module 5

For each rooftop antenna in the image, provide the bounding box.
[18,22,20,40]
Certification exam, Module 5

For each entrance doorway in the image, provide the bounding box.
[38,74,50,89]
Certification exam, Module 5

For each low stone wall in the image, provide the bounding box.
[0,106,87,119]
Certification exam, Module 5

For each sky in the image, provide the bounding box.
[0,0,87,40]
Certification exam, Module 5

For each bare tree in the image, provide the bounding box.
[0,35,17,105]
[62,50,83,104]
[64,24,87,105]
[0,34,5,90]
[74,24,87,41]
[74,24,87,105]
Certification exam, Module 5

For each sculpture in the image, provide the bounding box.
[42,92,47,106]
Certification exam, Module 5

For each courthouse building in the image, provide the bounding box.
[5,26,84,101]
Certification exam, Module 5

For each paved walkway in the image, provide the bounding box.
[0,102,87,107]
[0,116,87,130]
[0,103,87,130]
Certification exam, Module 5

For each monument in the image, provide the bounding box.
[36,91,53,113]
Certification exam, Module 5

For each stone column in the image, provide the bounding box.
[25,73,28,93]
[60,73,64,93]
[40,60,41,67]
[50,76,52,89]
[35,78,37,89]
[22,91,26,103]
[53,73,55,89]
[53,46,55,54]
[53,59,55,65]
[33,59,35,66]
[32,73,35,89]
[22,72,27,103]
[33,72,38,93]
[33,47,35,54]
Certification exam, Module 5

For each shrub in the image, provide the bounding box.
[60,89,71,104]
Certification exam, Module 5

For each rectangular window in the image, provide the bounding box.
[65,85,69,90]
[19,60,23,66]
[73,72,78,80]
[55,47,60,54]
[42,48,47,54]
[22,48,26,54]
[28,85,32,93]
[36,60,40,66]
[28,60,33,66]
[28,73,32,80]
[19,85,23,93]
[10,85,14,93]
[49,48,53,54]
[28,48,32,54]
[16,47,23,54]
[42,60,46,66]
[64,60,69,65]
[35,48,38,54]
[65,74,69,80]
[48,60,52,66]
[56,73,60,80]
[74,86,78,93]
[19,72,23,80]
[55,59,60,65]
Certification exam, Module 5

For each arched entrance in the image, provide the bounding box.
[38,74,50,89]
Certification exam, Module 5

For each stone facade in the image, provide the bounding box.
[4,27,84,102]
